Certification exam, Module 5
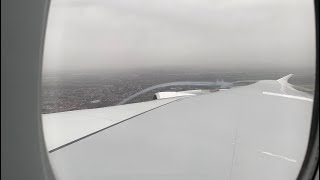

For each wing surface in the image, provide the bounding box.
[45,76,314,180]
[43,98,181,152]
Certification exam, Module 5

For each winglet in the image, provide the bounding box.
[277,74,293,83]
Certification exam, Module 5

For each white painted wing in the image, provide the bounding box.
[42,98,181,152]
[44,77,313,180]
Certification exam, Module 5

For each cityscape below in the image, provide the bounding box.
[41,69,315,114]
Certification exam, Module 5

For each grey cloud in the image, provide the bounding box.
[43,0,315,72]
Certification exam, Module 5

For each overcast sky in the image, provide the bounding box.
[43,0,315,73]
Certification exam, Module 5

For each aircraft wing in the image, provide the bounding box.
[43,75,314,180]
[43,97,182,152]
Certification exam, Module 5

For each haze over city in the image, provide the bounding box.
[43,0,315,73]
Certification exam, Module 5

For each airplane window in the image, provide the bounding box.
[41,0,316,180]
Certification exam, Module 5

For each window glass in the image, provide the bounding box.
[42,0,315,180]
